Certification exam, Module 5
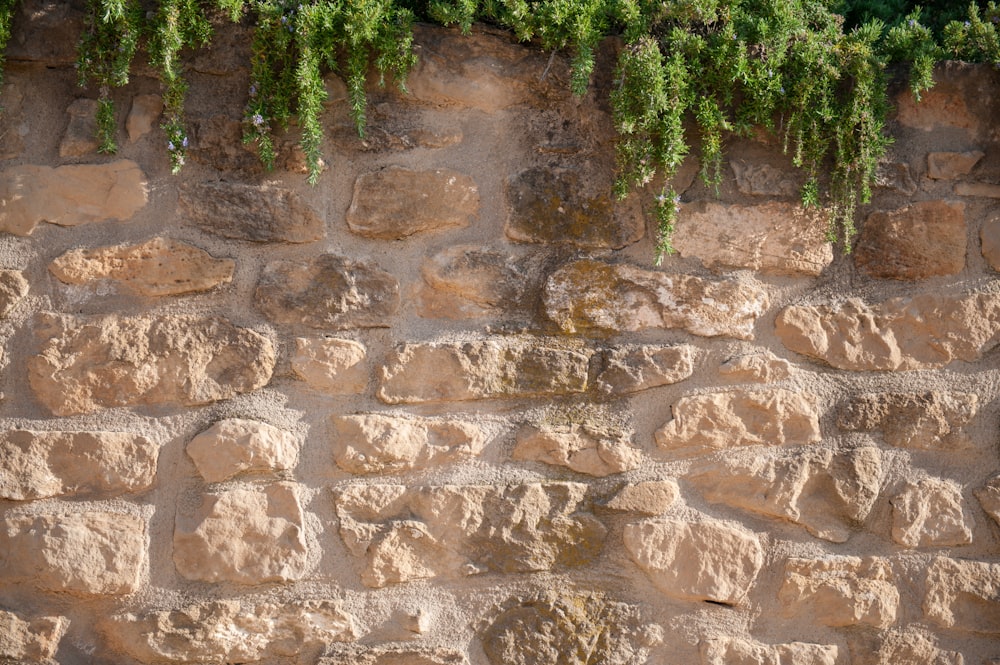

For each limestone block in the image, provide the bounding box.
[256,254,399,329]
[852,628,964,665]
[875,162,917,195]
[891,478,973,548]
[924,556,1000,634]
[179,180,324,243]
[655,388,821,458]
[719,349,793,383]
[838,391,977,450]
[186,418,299,482]
[0,161,147,236]
[58,98,99,157]
[983,218,1000,270]
[624,519,763,605]
[544,259,768,339]
[730,161,801,197]
[321,646,467,665]
[955,182,1000,198]
[49,237,235,297]
[674,201,833,276]
[0,430,158,500]
[603,480,680,515]
[291,337,368,393]
[332,413,487,474]
[173,482,308,584]
[126,94,163,142]
[776,292,1000,370]
[419,245,528,319]
[700,637,838,665]
[975,475,1000,527]
[513,424,643,477]
[595,344,696,394]
[855,201,966,280]
[378,339,591,404]
[692,446,882,542]
[4,0,84,64]
[347,166,479,239]
[895,85,978,133]
[104,600,356,663]
[0,610,69,663]
[779,557,898,628]
[928,151,983,179]
[0,269,29,317]
[29,314,275,416]
[0,511,146,595]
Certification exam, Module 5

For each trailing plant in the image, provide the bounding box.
[0,0,16,92]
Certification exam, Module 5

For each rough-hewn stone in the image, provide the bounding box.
[692,446,882,542]
[0,269,29,317]
[0,430,158,500]
[0,161,147,236]
[954,182,1000,198]
[104,600,356,663]
[346,167,479,239]
[895,85,978,133]
[332,413,487,474]
[655,388,821,458]
[674,202,832,276]
[838,391,978,450]
[891,478,973,547]
[544,259,768,339]
[126,94,163,143]
[775,292,1000,370]
[779,557,898,628]
[186,419,299,483]
[975,475,1000,527]
[875,162,918,195]
[0,610,69,664]
[291,337,368,393]
[29,314,275,416]
[719,349,793,383]
[624,519,763,605]
[419,245,528,319]
[173,482,308,584]
[730,161,800,198]
[179,181,324,243]
[1,511,146,595]
[928,151,983,179]
[603,480,679,515]
[855,201,967,280]
[513,424,643,477]
[700,637,837,665]
[256,254,399,329]
[378,339,591,404]
[49,237,235,297]
[595,344,695,395]
[852,629,963,665]
[59,98,99,157]
[924,556,1000,634]
[983,218,1000,270]
[321,646,467,665]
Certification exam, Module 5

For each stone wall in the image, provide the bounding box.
[2,5,1000,664]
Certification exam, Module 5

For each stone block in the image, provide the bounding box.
[58,98,99,157]
[186,418,299,483]
[927,151,984,179]
[0,270,29,317]
[838,391,977,450]
[924,556,1000,634]
[0,610,68,664]
[419,245,529,319]
[779,557,898,628]
[291,337,368,393]
[603,480,679,515]
[851,628,963,665]
[126,94,163,142]
[983,218,1000,270]
[855,201,966,280]
[975,475,1000,527]
[891,478,973,548]
[179,181,324,243]
[321,646,467,665]
[700,637,837,665]
[719,349,793,383]
[595,344,695,394]
[730,161,801,197]
[513,424,643,477]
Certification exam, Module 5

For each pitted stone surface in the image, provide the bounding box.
[855,201,966,280]
[983,218,1000,270]
[595,344,695,394]
[891,478,973,548]
[419,245,531,319]
[924,556,1000,634]
[0,269,28,318]
[0,610,69,663]
[513,424,643,477]
[730,161,801,197]
[853,629,963,665]
[321,646,467,665]
[976,475,1000,527]
[927,151,983,179]
[779,557,898,628]
[186,418,299,482]
[603,480,679,515]
[126,94,163,142]
[291,337,368,394]
[838,391,978,450]
[179,181,324,243]
[700,637,838,665]
[719,349,793,383]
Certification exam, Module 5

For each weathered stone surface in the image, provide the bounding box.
[173,482,308,584]
[1,511,146,595]
[513,424,642,477]
[321,646,467,665]
[126,94,163,142]
[775,292,1000,370]
[895,85,978,133]
[595,344,695,395]
[104,600,356,664]
[674,202,832,276]
[0,610,69,663]
[256,254,399,329]
[179,181,324,243]
[59,98,99,157]
[5,0,84,64]
[730,161,800,198]
[655,388,821,458]
[928,151,984,179]
[624,519,763,605]
[49,237,235,297]
[419,245,529,319]
[853,628,963,665]
[0,269,29,317]
[187,419,299,483]
[346,167,479,239]
[975,475,1000,527]
[0,430,158,500]
[378,339,591,404]
[0,161,147,236]
[700,637,837,665]
[335,482,605,587]
[719,350,793,383]
[838,391,978,450]
[332,413,486,474]
[603,480,679,515]
[505,168,644,249]
[29,314,275,416]
[925,556,1000,634]
[875,162,918,195]
[983,218,1000,270]
[544,259,768,340]
[692,446,882,542]
[855,201,966,280]
[891,478,973,548]
[291,337,368,393]
[779,557,898,628]
[955,182,1000,198]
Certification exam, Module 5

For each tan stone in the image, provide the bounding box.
[105,600,356,663]
[928,151,984,179]
[855,201,966,280]
[0,511,146,595]
[692,446,882,542]
[332,413,486,474]
[544,259,768,340]
[719,350,793,383]
[126,94,163,142]
[895,85,978,133]
[604,480,679,515]
[624,519,763,605]
[595,344,695,394]
[852,628,963,665]
[983,218,1000,270]
[0,161,147,235]
[655,388,821,458]
[700,637,837,665]
[838,391,977,450]
[975,475,1000,527]
[0,610,69,663]
[419,245,528,319]
[0,430,158,500]
[4,0,83,64]
[955,182,1000,198]
[0,269,29,317]
[179,180,324,243]
[674,201,832,276]
[891,478,973,548]
[347,166,479,239]
[779,557,898,628]
[775,292,1000,370]
[59,98,99,157]
[173,482,308,584]
[291,337,368,393]
[875,162,917,195]
[924,556,1000,634]
[29,314,275,416]
[730,161,801,198]
[513,424,642,477]
[378,339,591,404]
[186,418,298,483]
[49,237,235,297]
[321,646,467,665]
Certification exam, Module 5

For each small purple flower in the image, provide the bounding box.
[249,84,257,97]
[908,18,916,27]
[252,113,265,127]
[167,141,175,151]
[182,136,189,148]
[965,20,971,27]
